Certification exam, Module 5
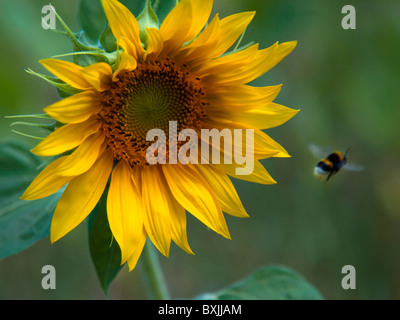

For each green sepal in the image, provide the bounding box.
[24,67,79,93]
[32,66,80,98]
[100,23,118,53]
[9,121,54,140]
[52,4,108,67]
[5,113,53,120]
[137,0,159,48]
[5,113,57,140]
[88,185,123,297]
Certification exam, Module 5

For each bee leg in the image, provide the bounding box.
[325,170,337,182]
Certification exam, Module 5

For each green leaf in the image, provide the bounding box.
[0,140,62,260]
[100,23,117,53]
[153,0,176,23]
[120,1,147,17]
[78,0,107,44]
[88,185,123,296]
[196,265,323,300]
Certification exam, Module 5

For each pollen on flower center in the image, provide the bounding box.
[100,58,207,166]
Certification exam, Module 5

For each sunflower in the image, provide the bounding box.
[21,0,298,270]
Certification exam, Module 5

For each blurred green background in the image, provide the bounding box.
[1,0,400,299]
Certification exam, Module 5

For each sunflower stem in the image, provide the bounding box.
[139,241,171,300]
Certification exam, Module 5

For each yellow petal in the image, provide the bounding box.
[241,42,295,82]
[113,38,138,79]
[195,43,259,76]
[194,164,248,218]
[206,84,282,110]
[236,126,288,159]
[207,102,300,129]
[176,10,253,65]
[117,36,138,60]
[39,59,92,90]
[50,149,113,243]
[267,41,297,73]
[204,41,297,86]
[171,211,194,254]
[161,173,193,255]
[201,42,276,85]
[159,0,192,55]
[81,62,113,92]
[107,160,145,264]
[184,0,213,43]
[54,131,106,177]
[131,165,142,194]
[20,156,73,200]
[141,165,172,257]
[44,91,102,124]
[173,14,221,65]
[101,0,143,57]
[114,52,138,80]
[145,28,164,60]
[31,117,101,157]
[207,11,255,59]
[216,159,277,185]
[253,128,290,158]
[198,122,244,165]
[126,227,147,271]
[202,119,290,164]
[162,163,230,239]
[201,118,284,160]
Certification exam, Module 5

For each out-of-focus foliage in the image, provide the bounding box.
[0,0,399,299]
[196,265,323,300]
[0,140,62,259]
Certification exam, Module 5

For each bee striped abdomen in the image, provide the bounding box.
[314,152,347,181]
[309,144,357,182]
[318,159,333,172]
[315,159,333,176]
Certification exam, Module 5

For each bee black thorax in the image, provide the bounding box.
[316,152,347,174]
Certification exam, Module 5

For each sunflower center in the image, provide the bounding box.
[100,58,207,166]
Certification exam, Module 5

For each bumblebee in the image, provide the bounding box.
[308,144,364,182]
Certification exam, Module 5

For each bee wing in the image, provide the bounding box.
[343,163,365,172]
[308,143,332,159]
